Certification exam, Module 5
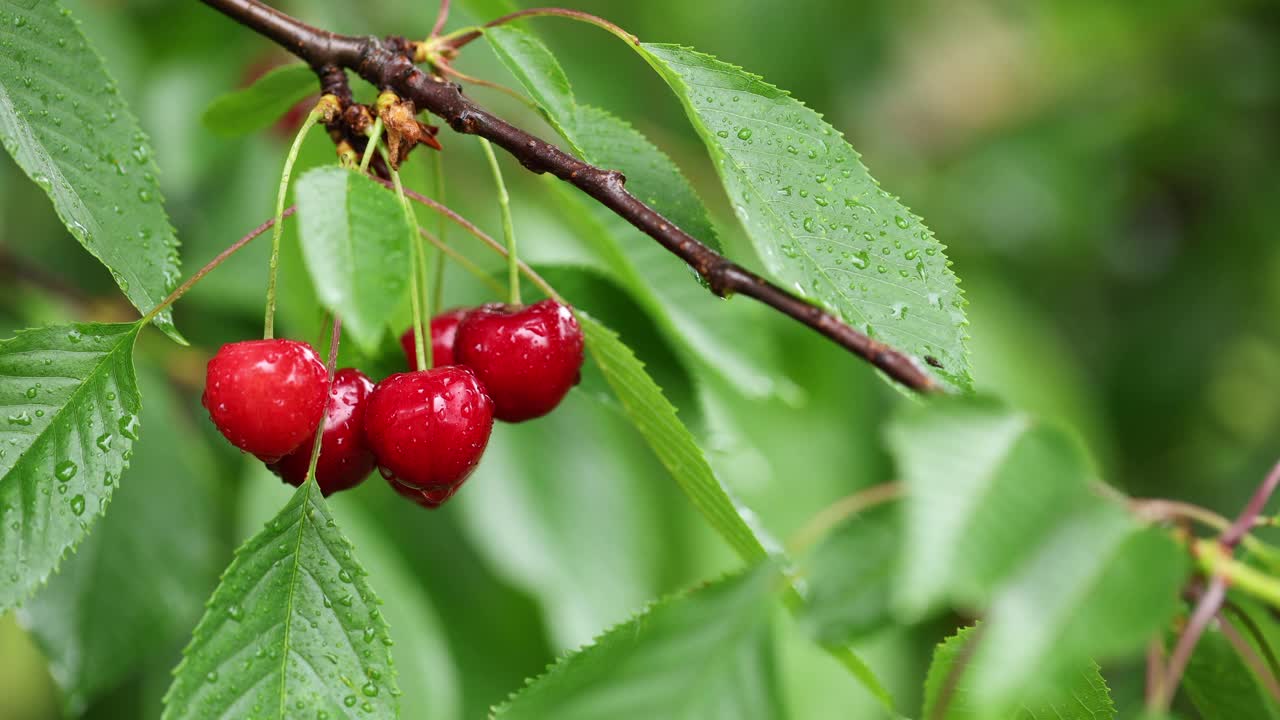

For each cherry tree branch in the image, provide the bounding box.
[197,0,941,393]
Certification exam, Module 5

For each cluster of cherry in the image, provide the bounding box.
[201,300,584,508]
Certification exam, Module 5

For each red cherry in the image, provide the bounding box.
[399,308,469,370]
[202,339,328,463]
[388,476,460,509]
[454,299,584,422]
[268,368,376,496]
[363,366,494,489]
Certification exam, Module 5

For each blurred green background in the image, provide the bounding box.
[1,0,1277,718]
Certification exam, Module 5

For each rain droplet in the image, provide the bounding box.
[69,495,86,516]
[96,433,113,452]
[55,460,77,482]
[7,412,32,426]
[118,414,139,440]
[227,604,244,621]
[736,128,753,140]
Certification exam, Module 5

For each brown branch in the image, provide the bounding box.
[197,0,940,393]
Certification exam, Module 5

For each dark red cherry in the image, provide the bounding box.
[400,308,470,370]
[387,476,461,509]
[454,299,584,422]
[202,339,328,463]
[268,368,376,496]
[363,366,494,490]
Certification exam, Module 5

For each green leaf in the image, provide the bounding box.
[202,64,316,137]
[639,43,970,391]
[486,27,720,252]
[20,367,225,714]
[578,312,770,564]
[1182,621,1280,720]
[887,397,1095,618]
[163,481,399,720]
[921,625,1116,720]
[969,506,1186,711]
[456,389,669,649]
[237,471,461,720]
[493,566,786,720]
[486,27,790,400]
[798,504,898,646]
[888,396,1188,712]
[0,2,183,342]
[295,167,412,354]
[0,322,142,612]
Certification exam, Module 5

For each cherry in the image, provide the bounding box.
[268,368,376,496]
[399,308,469,370]
[388,476,460,510]
[202,339,328,463]
[363,366,494,490]
[454,299,584,423]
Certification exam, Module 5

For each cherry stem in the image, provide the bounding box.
[360,117,385,175]
[303,314,342,487]
[478,138,520,305]
[787,482,902,554]
[430,153,448,312]
[1223,459,1280,549]
[436,63,539,110]
[419,227,507,296]
[371,176,563,301]
[388,160,432,370]
[141,208,297,327]
[444,7,638,51]
[265,106,325,340]
[428,0,451,39]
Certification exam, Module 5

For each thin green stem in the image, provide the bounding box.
[389,162,432,370]
[478,138,519,305]
[380,178,563,302]
[420,228,507,296]
[304,315,342,484]
[431,153,448,310]
[264,107,324,339]
[141,208,296,326]
[360,117,385,175]
[1198,539,1280,610]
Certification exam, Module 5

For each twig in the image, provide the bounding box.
[196,0,940,393]
[1158,575,1227,710]
[1223,460,1280,549]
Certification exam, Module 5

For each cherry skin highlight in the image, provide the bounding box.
[269,368,376,496]
[400,308,470,370]
[202,339,329,463]
[454,299,584,423]
[363,366,494,490]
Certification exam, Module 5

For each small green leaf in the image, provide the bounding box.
[639,43,970,390]
[202,64,316,137]
[21,368,224,714]
[0,322,142,612]
[486,27,789,400]
[163,481,399,720]
[887,397,1095,618]
[798,504,898,646]
[888,396,1188,712]
[578,312,770,564]
[493,566,785,720]
[0,2,183,342]
[295,167,412,354]
[1182,620,1280,720]
[969,506,1186,711]
[922,625,1116,720]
